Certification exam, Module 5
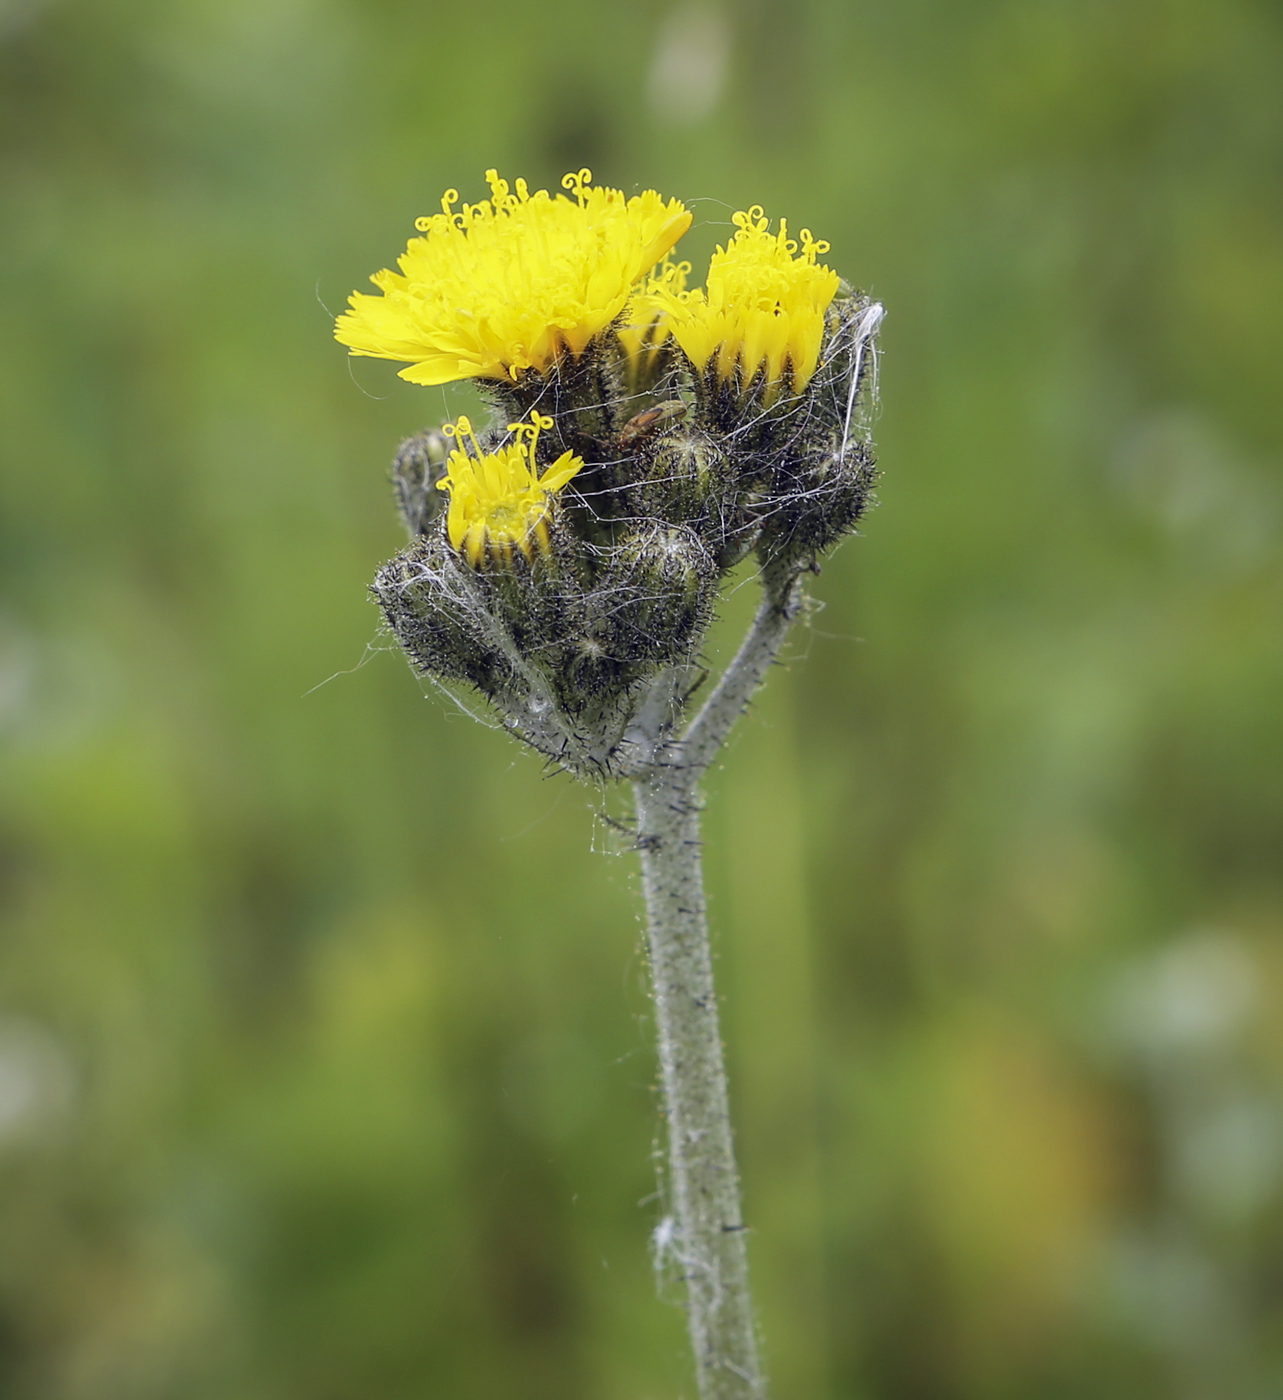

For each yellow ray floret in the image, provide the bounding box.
[437,413,584,568]
[631,207,840,397]
[335,169,692,386]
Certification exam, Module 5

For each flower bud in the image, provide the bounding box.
[756,437,877,572]
[595,524,717,669]
[391,429,450,538]
[632,427,732,534]
[753,290,882,570]
[372,533,516,696]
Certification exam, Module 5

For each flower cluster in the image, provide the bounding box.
[339,169,882,777]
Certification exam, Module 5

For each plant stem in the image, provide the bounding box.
[631,574,806,1400]
[684,577,807,768]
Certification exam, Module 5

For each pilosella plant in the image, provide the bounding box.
[337,168,882,1400]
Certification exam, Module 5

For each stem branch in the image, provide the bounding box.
[682,575,806,768]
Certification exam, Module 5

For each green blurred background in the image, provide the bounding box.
[2,0,1281,1396]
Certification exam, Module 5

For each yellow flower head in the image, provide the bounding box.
[437,413,584,568]
[335,169,692,387]
[632,207,840,399]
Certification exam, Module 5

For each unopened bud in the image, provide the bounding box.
[757,438,876,572]
[597,524,717,669]
[372,534,516,697]
[392,429,450,538]
[633,428,731,533]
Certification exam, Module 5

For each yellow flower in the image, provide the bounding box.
[335,169,692,387]
[614,257,689,394]
[437,413,584,568]
[631,207,840,399]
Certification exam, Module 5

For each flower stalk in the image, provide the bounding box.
[336,168,882,1400]
[635,761,763,1399]
[630,575,805,1400]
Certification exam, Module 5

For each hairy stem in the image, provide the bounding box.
[683,576,807,769]
[634,766,763,1400]
[632,573,805,1400]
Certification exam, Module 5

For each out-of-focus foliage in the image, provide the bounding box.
[1,0,1280,1396]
